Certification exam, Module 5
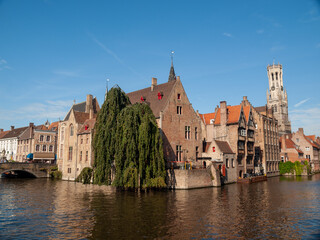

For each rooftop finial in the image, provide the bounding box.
[105,78,110,101]
[73,99,76,105]
[273,58,275,65]
[168,50,176,82]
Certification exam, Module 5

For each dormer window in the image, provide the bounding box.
[157,92,163,100]
[177,93,181,100]
[85,125,88,130]
[140,96,146,102]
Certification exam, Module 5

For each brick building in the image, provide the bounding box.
[242,97,280,177]
[200,101,254,178]
[57,94,99,180]
[290,128,320,172]
[127,64,202,167]
[280,135,306,163]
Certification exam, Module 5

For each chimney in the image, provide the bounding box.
[298,128,304,134]
[220,101,227,126]
[89,108,93,119]
[11,126,14,131]
[281,136,286,150]
[243,96,247,101]
[29,123,34,138]
[176,76,180,81]
[151,77,157,91]
[86,94,93,113]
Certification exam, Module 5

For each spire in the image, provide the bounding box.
[168,51,176,82]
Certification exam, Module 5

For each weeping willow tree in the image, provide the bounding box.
[93,85,166,188]
[113,103,166,188]
[93,86,131,185]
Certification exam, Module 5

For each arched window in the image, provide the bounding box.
[70,124,74,136]
[49,145,53,152]
[43,145,47,152]
[61,128,64,141]
[36,145,40,152]
[40,135,44,142]
[46,136,50,142]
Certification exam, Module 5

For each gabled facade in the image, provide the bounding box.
[127,67,202,167]
[290,128,320,172]
[280,135,306,163]
[242,97,280,177]
[57,94,99,180]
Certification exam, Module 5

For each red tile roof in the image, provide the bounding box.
[306,135,315,141]
[0,130,9,139]
[243,106,250,123]
[199,113,215,125]
[48,121,59,131]
[215,105,247,125]
[78,118,96,134]
[127,80,176,118]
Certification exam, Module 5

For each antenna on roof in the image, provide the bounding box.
[73,99,76,105]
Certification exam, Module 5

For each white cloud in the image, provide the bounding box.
[294,98,311,108]
[223,32,233,38]
[290,107,320,136]
[0,57,11,71]
[0,100,73,123]
[53,70,80,77]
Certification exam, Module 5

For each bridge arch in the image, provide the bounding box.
[1,169,38,178]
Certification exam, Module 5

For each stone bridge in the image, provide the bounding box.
[0,163,56,178]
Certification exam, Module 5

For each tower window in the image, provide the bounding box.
[272,73,274,81]
[276,72,278,80]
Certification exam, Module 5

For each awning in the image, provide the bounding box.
[27,153,33,159]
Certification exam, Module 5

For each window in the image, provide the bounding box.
[40,135,44,142]
[281,156,284,162]
[177,93,181,100]
[185,126,191,139]
[60,144,63,158]
[210,119,214,124]
[68,147,73,161]
[226,158,229,168]
[158,92,163,100]
[70,125,74,136]
[305,147,310,151]
[296,138,299,142]
[67,168,71,173]
[176,145,182,161]
[240,129,246,136]
[49,145,53,152]
[43,145,47,152]
[61,128,64,141]
[81,138,83,144]
[36,145,40,152]
[195,127,198,140]
[196,146,199,160]
[238,141,245,150]
[86,138,89,144]
[80,151,82,161]
[306,155,311,160]
[232,159,234,168]
[86,151,88,161]
[46,136,50,142]
[177,106,182,115]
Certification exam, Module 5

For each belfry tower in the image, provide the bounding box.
[266,63,291,135]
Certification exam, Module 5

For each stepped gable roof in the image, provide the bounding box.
[243,106,250,122]
[78,118,96,134]
[199,113,215,125]
[215,140,234,154]
[203,141,212,153]
[127,80,176,118]
[0,130,9,139]
[3,127,28,139]
[215,105,243,125]
[74,111,90,124]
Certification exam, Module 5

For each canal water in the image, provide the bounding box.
[1,175,320,239]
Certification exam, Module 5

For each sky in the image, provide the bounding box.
[0,0,320,135]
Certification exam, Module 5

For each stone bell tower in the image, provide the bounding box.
[266,62,291,135]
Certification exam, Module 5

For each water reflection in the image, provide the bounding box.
[1,175,320,239]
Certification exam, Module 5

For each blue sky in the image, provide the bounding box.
[0,0,320,135]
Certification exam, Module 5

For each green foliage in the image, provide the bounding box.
[93,86,131,185]
[279,161,309,176]
[279,161,294,175]
[113,103,166,189]
[50,170,62,179]
[76,167,93,184]
[92,85,166,189]
[50,166,58,172]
